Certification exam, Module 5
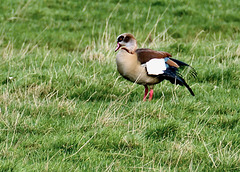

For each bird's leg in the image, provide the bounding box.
[149,89,154,101]
[149,86,154,101]
[143,85,149,101]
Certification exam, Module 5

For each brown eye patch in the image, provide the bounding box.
[124,36,130,42]
[117,36,124,42]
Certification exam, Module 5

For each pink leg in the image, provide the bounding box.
[149,89,154,101]
[143,85,148,101]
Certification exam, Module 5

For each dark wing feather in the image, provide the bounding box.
[169,58,197,78]
[160,66,195,96]
[136,48,172,64]
[169,58,189,66]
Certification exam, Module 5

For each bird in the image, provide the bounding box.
[114,33,197,101]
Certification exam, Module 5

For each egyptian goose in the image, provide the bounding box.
[115,33,197,101]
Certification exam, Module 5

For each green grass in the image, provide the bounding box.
[0,0,240,171]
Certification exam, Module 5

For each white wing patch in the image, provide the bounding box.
[145,58,166,75]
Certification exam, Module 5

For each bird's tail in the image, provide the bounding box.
[176,75,195,96]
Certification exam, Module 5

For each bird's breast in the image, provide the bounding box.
[116,51,139,79]
[116,50,159,85]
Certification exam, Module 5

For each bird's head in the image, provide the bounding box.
[115,33,137,54]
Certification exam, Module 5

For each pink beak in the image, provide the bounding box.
[115,43,121,52]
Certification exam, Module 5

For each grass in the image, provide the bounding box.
[0,0,240,171]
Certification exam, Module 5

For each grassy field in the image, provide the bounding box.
[0,0,240,171]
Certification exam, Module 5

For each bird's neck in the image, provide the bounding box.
[121,47,134,54]
[121,43,137,54]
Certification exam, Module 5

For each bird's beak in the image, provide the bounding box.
[115,43,121,52]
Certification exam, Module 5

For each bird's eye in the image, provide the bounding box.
[117,36,124,42]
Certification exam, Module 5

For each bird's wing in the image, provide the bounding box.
[136,48,197,79]
[136,48,172,64]
[169,58,197,78]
